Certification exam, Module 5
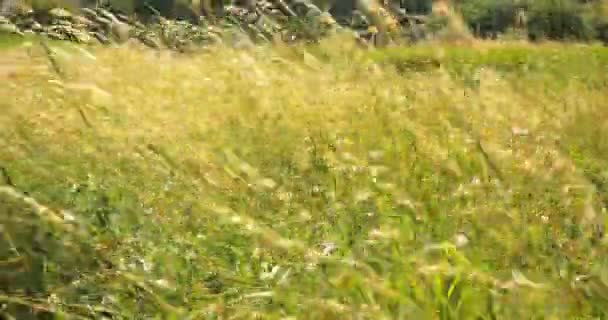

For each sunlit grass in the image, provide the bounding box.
[0,34,26,50]
[1,36,608,319]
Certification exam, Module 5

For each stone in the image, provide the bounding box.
[0,23,21,35]
[73,15,93,26]
[31,21,43,32]
[49,8,73,20]
[110,21,131,43]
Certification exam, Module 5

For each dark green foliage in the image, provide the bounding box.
[589,6,608,44]
[459,0,519,38]
[595,19,608,43]
[329,0,357,21]
[526,0,596,41]
[400,0,433,14]
[130,0,178,20]
[455,0,605,42]
[425,13,450,34]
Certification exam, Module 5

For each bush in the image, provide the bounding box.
[400,0,433,14]
[526,0,596,41]
[425,13,450,34]
[589,0,608,44]
[459,0,519,38]
[595,18,608,43]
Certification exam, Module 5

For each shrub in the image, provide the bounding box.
[527,0,596,41]
[595,18,608,43]
[589,0,608,43]
[400,0,433,14]
[459,0,519,38]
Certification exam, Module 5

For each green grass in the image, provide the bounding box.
[0,34,28,50]
[1,37,608,319]
[0,33,75,52]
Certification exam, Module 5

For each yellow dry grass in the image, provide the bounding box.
[1,37,608,318]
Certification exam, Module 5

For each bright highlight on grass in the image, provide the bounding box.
[1,37,608,319]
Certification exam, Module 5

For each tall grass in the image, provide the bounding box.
[1,37,608,319]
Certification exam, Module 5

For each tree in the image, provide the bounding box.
[459,0,519,38]
[526,0,595,41]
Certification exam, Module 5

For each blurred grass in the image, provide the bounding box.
[0,34,29,50]
[1,37,608,319]
[0,33,74,52]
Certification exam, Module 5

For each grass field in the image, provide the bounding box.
[1,36,608,319]
[0,34,25,50]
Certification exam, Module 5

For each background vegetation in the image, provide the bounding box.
[4,0,607,43]
[1,36,607,318]
[459,0,608,42]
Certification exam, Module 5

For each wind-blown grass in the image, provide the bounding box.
[1,37,608,319]
[0,34,30,50]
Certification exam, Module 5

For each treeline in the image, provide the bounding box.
[141,0,608,42]
[461,0,608,42]
[5,0,608,42]
[409,0,608,42]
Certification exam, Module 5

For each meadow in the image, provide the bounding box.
[1,36,608,319]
